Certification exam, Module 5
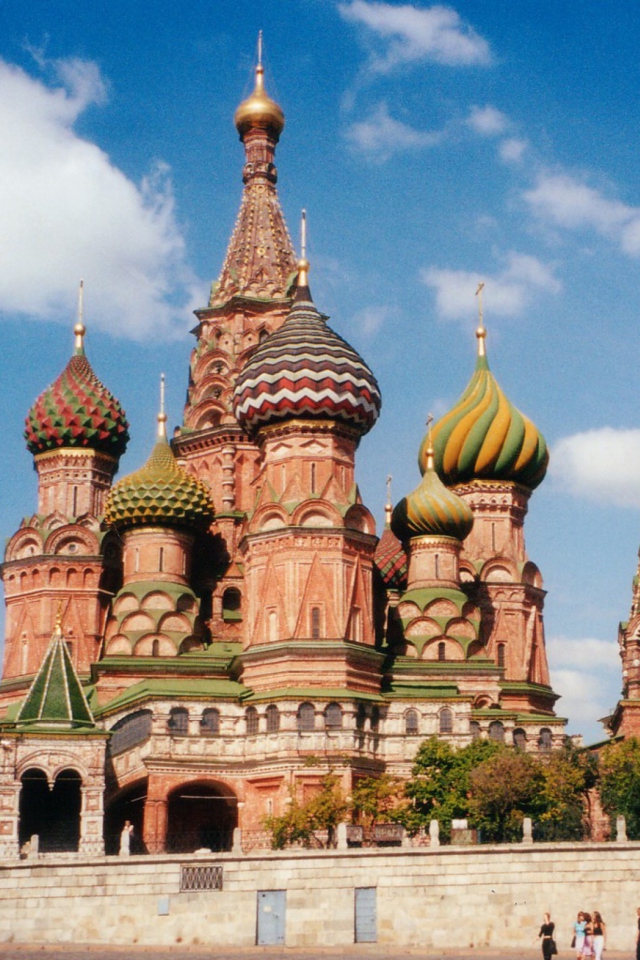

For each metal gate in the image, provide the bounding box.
[256,889,286,945]
[354,886,377,943]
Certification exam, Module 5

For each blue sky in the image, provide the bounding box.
[1,0,640,742]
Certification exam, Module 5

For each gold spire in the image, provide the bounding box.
[74,280,86,355]
[297,209,310,289]
[475,281,486,358]
[54,601,63,639]
[157,373,168,440]
[385,474,393,527]
[234,34,285,138]
[424,413,435,471]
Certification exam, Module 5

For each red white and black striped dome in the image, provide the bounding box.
[233,290,381,437]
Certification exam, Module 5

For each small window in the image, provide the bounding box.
[513,728,526,749]
[222,588,242,622]
[297,702,315,732]
[152,639,160,657]
[201,708,220,736]
[324,702,343,730]
[371,705,381,731]
[268,609,278,643]
[245,706,259,736]
[470,720,481,741]
[488,720,505,743]
[539,728,552,753]
[497,643,506,668]
[439,707,453,734]
[405,709,419,735]
[265,704,280,733]
[438,641,446,662]
[311,606,321,639]
[168,707,189,735]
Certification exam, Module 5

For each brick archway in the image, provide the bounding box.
[166,779,238,853]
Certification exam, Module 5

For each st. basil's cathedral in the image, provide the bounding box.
[1,54,619,858]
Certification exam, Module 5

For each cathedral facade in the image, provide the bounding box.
[0,60,565,858]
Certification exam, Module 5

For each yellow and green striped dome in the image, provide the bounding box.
[392,448,474,542]
[422,346,548,490]
[105,433,214,530]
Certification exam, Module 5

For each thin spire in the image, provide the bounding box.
[424,413,435,470]
[54,600,63,639]
[157,373,168,440]
[74,280,86,355]
[475,281,486,358]
[255,31,265,94]
[295,209,311,299]
[385,474,393,527]
[258,29,263,67]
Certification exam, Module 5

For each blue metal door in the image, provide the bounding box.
[256,889,286,945]
[355,886,377,943]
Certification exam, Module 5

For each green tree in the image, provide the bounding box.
[535,745,597,840]
[351,774,405,841]
[467,748,544,842]
[399,736,500,840]
[264,773,349,849]
[599,737,640,839]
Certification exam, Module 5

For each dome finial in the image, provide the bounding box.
[295,209,311,300]
[157,373,168,440]
[424,413,435,470]
[54,600,64,639]
[74,280,86,356]
[256,30,265,92]
[234,34,285,138]
[385,474,393,527]
[475,281,486,358]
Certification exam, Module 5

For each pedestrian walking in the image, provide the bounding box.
[592,911,606,960]
[539,912,557,960]
[573,911,587,958]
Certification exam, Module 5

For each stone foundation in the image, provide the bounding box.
[1,843,639,948]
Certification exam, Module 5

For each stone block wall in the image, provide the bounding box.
[1,843,639,948]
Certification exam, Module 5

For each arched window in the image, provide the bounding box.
[497,643,506,668]
[201,708,220,736]
[438,641,446,662]
[152,639,160,657]
[405,709,419,735]
[168,707,189,735]
[297,702,315,732]
[324,702,343,730]
[470,720,481,741]
[371,705,381,731]
[159,547,164,572]
[245,706,259,736]
[539,727,553,753]
[355,703,367,732]
[265,704,280,733]
[222,588,242,621]
[351,608,362,643]
[268,610,278,643]
[513,728,526,749]
[439,707,453,734]
[311,606,321,639]
[488,720,505,743]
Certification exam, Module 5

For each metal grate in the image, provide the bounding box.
[180,863,223,892]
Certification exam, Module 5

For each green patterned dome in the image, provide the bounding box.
[392,447,474,542]
[25,326,129,458]
[105,428,214,530]
[423,329,548,490]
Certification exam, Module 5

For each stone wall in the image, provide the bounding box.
[1,843,639,948]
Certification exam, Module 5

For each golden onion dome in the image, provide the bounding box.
[392,444,474,543]
[234,63,285,139]
[423,326,549,490]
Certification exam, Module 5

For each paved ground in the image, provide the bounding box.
[0,948,632,960]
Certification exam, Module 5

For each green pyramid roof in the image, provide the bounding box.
[16,625,96,729]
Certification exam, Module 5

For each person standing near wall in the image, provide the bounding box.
[592,911,606,960]
[538,912,556,960]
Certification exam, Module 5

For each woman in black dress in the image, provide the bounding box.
[539,913,556,960]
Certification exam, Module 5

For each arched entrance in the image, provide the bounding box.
[166,780,237,853]
[103,778,148,855]
[19,767,81,853]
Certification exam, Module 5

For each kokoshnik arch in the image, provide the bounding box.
[0,52,571,857]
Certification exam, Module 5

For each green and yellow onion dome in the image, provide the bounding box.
[234,63,285,139]
[391,446,474,542]
[25,324,129,458]
[105,425,214,531]
[422,331,549,490]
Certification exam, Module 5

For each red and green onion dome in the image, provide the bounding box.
[104,425,214,531]
[392,447,474,542]
[25,324,129,458]
[233,270,381,437]
[422,329,549,490]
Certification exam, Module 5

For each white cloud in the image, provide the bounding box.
[524,172,640,258]
[344,101,442,159]
[338,0,491,72]
[421,251,561,320]
[499,137,527,163]
[0,57,200,340]
[547,637,621,739]
[550,428,640,508]
[467,104,507,136]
